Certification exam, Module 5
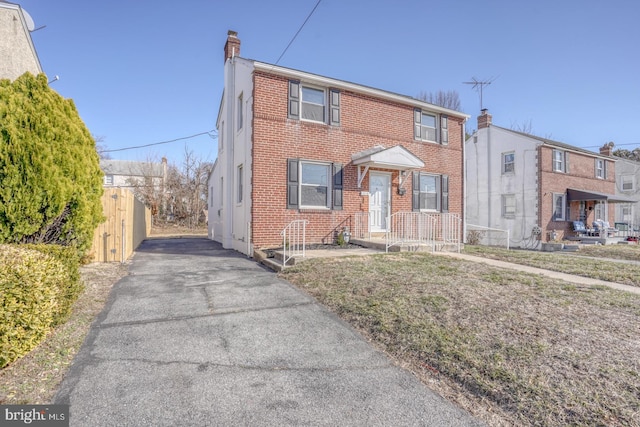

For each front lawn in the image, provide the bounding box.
[463,245,640,287]
[281,253,640,427]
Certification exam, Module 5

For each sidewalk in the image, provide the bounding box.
[435,251,640,295]
[54,238,483,426]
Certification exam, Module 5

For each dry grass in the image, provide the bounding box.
[0,262,127,404]
[463,245,640,287]
[150,224,207,237]
[281,253,640,427]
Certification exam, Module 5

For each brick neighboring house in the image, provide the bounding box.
[466,110,632,247]
[0,1,42,80]
[208,31,469,256]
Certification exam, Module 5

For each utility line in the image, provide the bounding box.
[99,130,217,153]
[274,0,323,65]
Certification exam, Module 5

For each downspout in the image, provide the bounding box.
[462,119,467,243]
[486,124,492,227]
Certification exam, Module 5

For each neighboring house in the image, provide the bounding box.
[466,110,631,247]
[0,1,42,80]
[605,144,640,230]
[208,31,469,256]
[100,158,167,189]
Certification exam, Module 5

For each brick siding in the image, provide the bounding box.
[538,145,615,240]
[251,71,464,248]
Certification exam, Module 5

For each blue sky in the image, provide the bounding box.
[17,0,640,166]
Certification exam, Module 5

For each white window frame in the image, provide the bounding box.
[104,174,114,186]
[502,194,516,218]
[595,158,605,179]
[418,111,438,143]
[299,161,331,209]
[237,93,243,131]
[552,149,566,172]
[418,173,441,212]
[502,152,515,174]
[219,121,224,152]
[552,192,567,221]
[622,175,634,191]
[220,177,224,207]
[300,85,326,124]
[237,165,243,204]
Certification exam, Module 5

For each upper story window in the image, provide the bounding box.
[595,158,607,179]
[237,94,243,130]
[502,152,515,174]
[622,175,634,191]
[288,80,340,125]
[104,174,114,186]
[552,149,569,173]
[414,109,448,145]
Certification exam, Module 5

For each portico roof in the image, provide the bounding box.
[567,188,637,204]
[351,145,425,170]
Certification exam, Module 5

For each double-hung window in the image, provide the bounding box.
[595,158,606,179]
[412,172,449,212]
[104,174,114,186]
[237,165,243,204]
[414,109,448,144]
[502,152,515,174]
[552,193,567,221]
[237,93,243,130]
[502,194,516,218]
[622,175,634,191]
[552,149,569,173]
[287,159,343,210]
[288,81,340,125]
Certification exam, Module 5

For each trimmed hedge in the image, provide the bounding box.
[0,244,83,368]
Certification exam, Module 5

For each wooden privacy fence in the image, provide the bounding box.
[90,188,151,262]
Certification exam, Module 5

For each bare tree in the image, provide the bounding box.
[510,120,534,134]
[93,135,111,160]
[416,90,461,111]
[127,149,211,228]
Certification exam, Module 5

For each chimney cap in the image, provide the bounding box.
[227,30,238,37]
[481,108,488,114]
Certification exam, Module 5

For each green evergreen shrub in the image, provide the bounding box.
[0,73,103,254]
[22,243,83,325]
[0,245,72,368]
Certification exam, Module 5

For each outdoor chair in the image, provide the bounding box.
[572,221,593,237]
[592,220,617,237]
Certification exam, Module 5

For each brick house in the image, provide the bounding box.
[208,31,469,256]
[466,110,632,247]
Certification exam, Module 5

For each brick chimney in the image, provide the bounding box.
[477,109,492,129]
[599,142,614,156]
[224,30,240,63]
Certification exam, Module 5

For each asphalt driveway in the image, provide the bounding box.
[55,237,482,426]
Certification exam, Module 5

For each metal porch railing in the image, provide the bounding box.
[385,212,461,253]
[280,219,308,268]
[354,212,372,239]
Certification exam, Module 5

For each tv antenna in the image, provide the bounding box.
[463,76,497,111]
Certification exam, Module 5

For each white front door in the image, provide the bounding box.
[369,172,391,232]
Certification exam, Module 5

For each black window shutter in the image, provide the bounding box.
[412,171,420,212]
[441,116,449,145]
[414,109,421,140]
[441,175,449,213]
[287,159,299,209]
[332,163,343,210]
[330,89,340,126]
[288,81,300,119]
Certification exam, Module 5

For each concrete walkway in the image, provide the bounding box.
[54,238,483,427]
[435,251,640,295]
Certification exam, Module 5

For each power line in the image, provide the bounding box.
[99,130,217,153]
[274,0,323,65]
